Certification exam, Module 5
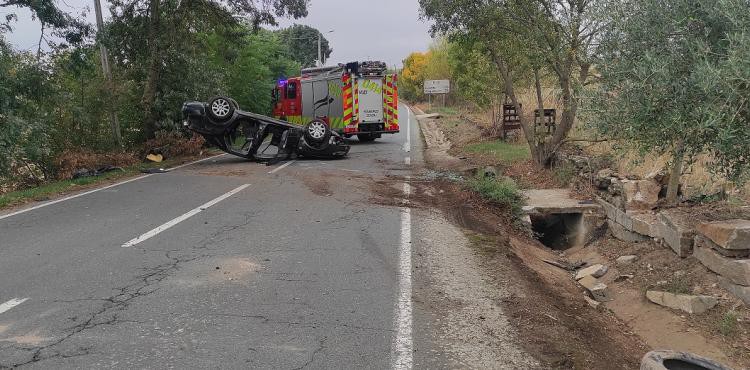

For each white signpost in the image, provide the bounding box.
[424,80,450,106]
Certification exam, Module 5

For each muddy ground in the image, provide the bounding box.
[408,105,750,369]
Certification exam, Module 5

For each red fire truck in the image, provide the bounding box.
[272,61,399,142]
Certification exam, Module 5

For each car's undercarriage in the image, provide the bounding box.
[182,96,350,164]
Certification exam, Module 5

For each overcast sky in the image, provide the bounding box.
[0,0,434,67]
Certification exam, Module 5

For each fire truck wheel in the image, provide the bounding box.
[304,119,331,143]
[357,134,376,142]
[207,96,235,122]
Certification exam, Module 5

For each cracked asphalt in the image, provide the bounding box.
[0,105,537,369]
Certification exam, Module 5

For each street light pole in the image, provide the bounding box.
[317,32,322,67]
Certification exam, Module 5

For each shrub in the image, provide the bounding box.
[468,175,525,218]
[54,150,138,180]
[142,130,206,159]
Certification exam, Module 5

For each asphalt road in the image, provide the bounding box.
[0,105,537,369]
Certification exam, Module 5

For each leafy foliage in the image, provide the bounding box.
[276,24,332,68]
[589,0,750,184]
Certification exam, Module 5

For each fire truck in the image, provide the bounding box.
[272,61,399,142]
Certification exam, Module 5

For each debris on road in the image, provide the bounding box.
[72,165,124,179]
[146,153,164,163]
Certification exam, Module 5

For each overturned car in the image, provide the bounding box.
[182,96,350,163]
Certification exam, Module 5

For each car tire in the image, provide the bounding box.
[640,350,731,370]
[357,134,376,142]
[207,96,235,122]
[228,97,239,109]
[304,119,331,144]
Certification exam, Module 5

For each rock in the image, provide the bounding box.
[609,220,650,243]
[696,219,750,251]
[579,275,612,302]
[617,255,638,265]
[718,276,750,305]
[693,244,750,286]
[646,290,718,314]
[575,264,609,280]
[622,179,661,210]
[658,210,696,258]
[583,294,601,309]
[614,274,635,282]
[630,211,661,238]
[482,166,498,179]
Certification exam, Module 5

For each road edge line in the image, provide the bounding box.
[0,298,29,315]
[393,177,413,370]
[0,153,226,222]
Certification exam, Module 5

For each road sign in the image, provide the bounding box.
[424,80,450,94]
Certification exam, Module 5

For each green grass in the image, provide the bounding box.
[427,106,459,115]
[466,141,531,163]
[0,156,208,209]
[468,174,526,218]
[718,311,739,336]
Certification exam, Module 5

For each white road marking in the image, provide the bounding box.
[268,160,296,174]
[393,177,413,370]
[121,184,249,248]
[0,298,29,314]
[0,153,226,222]
[404,157,411,166]
[402,106,412,153]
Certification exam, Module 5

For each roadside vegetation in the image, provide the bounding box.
[467,174,525,219]
[0,0,333,197]
[407,0,750,203]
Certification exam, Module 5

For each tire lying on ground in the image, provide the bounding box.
[207,96,235,122]
[640,350,732,370]
[303,119,331,144]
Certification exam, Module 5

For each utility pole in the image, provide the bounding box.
[317,32,322,67]
[94,0,123,147]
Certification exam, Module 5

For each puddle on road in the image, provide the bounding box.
[170,257,261,288]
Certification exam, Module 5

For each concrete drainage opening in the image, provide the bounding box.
[530,213,584,250]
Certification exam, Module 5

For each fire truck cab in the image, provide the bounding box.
[272,61,399,142]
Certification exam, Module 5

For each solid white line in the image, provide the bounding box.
[0,298,29,314]
[268,160,296,174]
[402,106,412,153]
[166,153,226,171]
[393,177,413,370]
[121,184,249,248]
[0,153,227,222]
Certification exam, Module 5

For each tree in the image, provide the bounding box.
[420,0,604,167]
[0,0,90,45]
[589,0,750,203]
[276,24,333,68]
[108,0,308,138]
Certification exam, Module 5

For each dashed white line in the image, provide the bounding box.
[0,298,29,314]
[0,153,226,222]
[404,157,411,166]
[393,177,413,370]
[268,160,296,174]
[121,184,249,248]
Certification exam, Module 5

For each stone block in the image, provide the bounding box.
[718,276,750,305]
[629,211,661,238]
[579,275,612,302]
[609,220,649,243]
[646,290,718,314]
[575,264,609,280]
[696,219,750,251]
[693,243,750,286]
[658,210,696,257]
[621,179,661,210]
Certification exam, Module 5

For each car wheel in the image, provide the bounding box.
[228,97,239,109]
[640,350,731,370]
[207,96,235,122]
[304,119,331,144]
[357,134,376,142]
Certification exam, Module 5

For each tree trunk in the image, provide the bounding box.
[141,0,161,139]
[666,141,685,205]
[534,68,544,134]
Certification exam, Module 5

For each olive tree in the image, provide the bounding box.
[420,0,605,167]
[589,0,750,203]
